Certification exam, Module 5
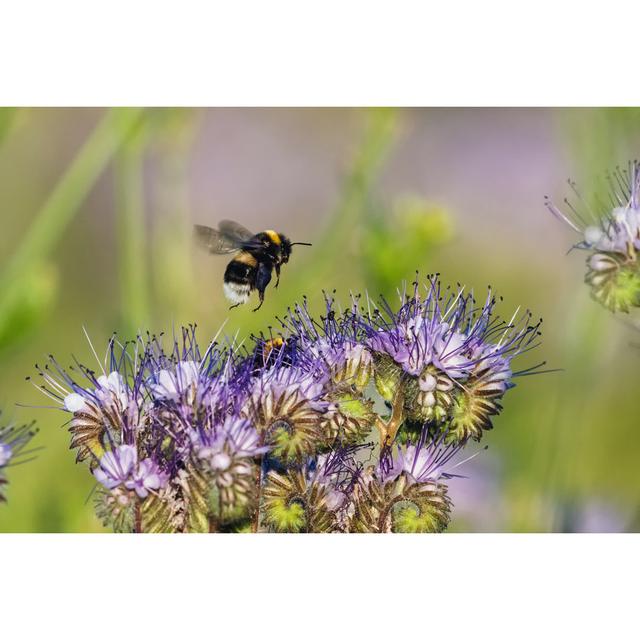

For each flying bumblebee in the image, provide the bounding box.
[194,220,312,311]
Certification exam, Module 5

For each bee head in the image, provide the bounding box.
[279,235,292,263]
[279,235,311,264]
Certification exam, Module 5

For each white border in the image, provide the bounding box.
[2,1,640,105]
[1,534,638,637]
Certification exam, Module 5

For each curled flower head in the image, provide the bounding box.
[349,431,462,534]
[243,362,331,464]
[546,161,640,312]
[262,446,364,533]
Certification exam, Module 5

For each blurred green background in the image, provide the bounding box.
[0,107,639,533]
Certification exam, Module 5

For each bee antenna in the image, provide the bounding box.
[290,242,312,247]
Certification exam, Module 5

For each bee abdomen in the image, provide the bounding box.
[223,254,256,304]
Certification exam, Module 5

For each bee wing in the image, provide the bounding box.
[219,220,269,251]
[218,220,255,242]
[194,225,244,254]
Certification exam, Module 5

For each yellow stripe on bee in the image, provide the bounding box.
[235,251,258,267]
[265,230,281,245]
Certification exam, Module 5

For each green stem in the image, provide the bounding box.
[303,107,398,285]
[115,127,150,333]
[0,108,145,317]
[252,455,264,533]
[134,500,143,534]
[375,384,405,453]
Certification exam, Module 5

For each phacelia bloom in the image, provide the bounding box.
[151,360,200,401]
[0,420,38,503]
[38,276,541,533]
[189,417,269,523]
[93,444,168,498]
[262,446,364,533]
[350,431,460,533]
[243,362,332,464]
[359,279,541,443]
[546,161,640,312]
[36,335,147,464]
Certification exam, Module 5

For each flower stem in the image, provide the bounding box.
[134,500,143,534]
[375,385,405,452]
[252,455,264,533]
[0,108,145,320]
[115,123,150,334]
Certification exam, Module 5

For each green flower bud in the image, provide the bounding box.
[262,470,338,533]
[94,486,136,533]
[403,366,455,424]
[350,472,450,533]
[322,389,376,445]
[447,371,506,444]
[267,418,324,465]
[392,481,451,533]
[586,252,640,313]
[330,344,374,391]
[373,353,403,401]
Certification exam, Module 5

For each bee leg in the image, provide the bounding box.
[253,263,272,311]
[252,295,265,312]
[228,302,242,310]
[274,264,281,289]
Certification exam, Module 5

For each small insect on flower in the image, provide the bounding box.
[546,161,640,312]
[194,220,312,311]
[0,418,38,503]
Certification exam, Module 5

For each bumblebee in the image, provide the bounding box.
[194,220,311,311]
[257,335,298,368]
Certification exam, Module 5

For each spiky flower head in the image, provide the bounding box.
[546,161,640,312]
[242,362,331,464]
[189,416,268,524]
[37,275,541,533]
[262,446,364,533]
[37,327,261,532]
[359,278,541,443]
[350,431,459,533]
[0,419,38,503]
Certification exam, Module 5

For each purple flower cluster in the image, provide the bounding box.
[0,419,38,503]
[38,277,541,533]
[546,161,640,312]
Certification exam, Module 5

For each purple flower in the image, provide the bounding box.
[0,421,38,503]
[0,422,37,469]
[0,443,11,467]
[546,162,640,312]
[363,279,540,387]
[378,431,465,485]
[309,448,365,513]
[250,364,327,404]
[369,317,473,378]
[191,416,269,466]
[93,445,168,498]
[38,276,542,532]
[546,161,640,256]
